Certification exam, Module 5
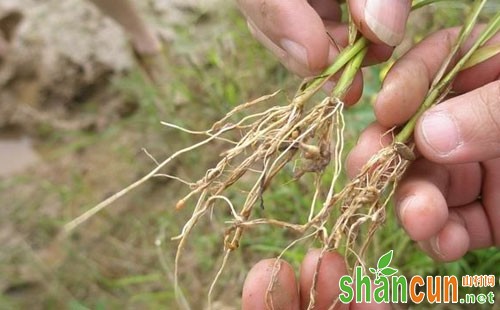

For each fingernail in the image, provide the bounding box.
[280,39,309,69]
[397,195,415,226]
[365,0,409,46]
[430,236,442,258]
[421,112,461,155]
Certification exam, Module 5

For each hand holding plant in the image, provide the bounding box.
[242,1,499,309]
[348,27,500,262]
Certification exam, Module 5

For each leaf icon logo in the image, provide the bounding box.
[370,250,398,280]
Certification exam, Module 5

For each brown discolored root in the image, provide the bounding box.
[164,79,419,309]
[168,91,350,306]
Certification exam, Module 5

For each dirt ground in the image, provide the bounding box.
[0,0,253,308]
[0,0,223,130]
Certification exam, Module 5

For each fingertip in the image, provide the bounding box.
[419,217,470,262]
[415,81,500,163]
[395,160,449,241]
[343,70,364,105]
[300,249,348,310]
[348,0,411,46]
[347,0,380,45]
[240,0,331,76]
[396,190,448,241]
[242,259,299,310]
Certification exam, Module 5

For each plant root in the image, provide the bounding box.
[164,84,416,308]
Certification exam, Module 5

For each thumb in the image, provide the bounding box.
[348,0,411,46]
[237,0,333,76]
[415,81,500,163]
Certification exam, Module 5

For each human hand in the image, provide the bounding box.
[242,249,390,309]
[236,0,412,103]
[347,27,500,261]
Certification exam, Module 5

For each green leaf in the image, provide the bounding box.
[380,267,398,277]
[377,250,393,269]
[462,43,500,71]
[369,267,377,274]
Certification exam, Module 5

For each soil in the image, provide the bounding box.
[0,0,239,308]
[0,0,223,130]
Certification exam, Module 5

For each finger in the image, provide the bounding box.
[374,28,500,127]
[246,19,316,77]
[453,41,500,93]
[238,0,339,74]
[322,22,364,105]
[396,157,494,261]
[452,202,495,250]
[418,213,470,262]
[299,249,348,310]
[419,196,498,261]
[374,28,460,127]
[482,157,500,246]
[346,123,392,179]
[395,159,482,241]
[323,68,364,105]
[240,1,393,79]
[309,0,342,21]
[363,43,394,66]
[415,81,500,163]
[323,21,394,66]
[242,259,300,310]
[321,23,390,105]
[395,159,449,241]
[348,0,411,46]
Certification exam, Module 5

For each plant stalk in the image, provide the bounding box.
[332,48,368,98]
[396,3,499,143]
[293,0,465,108]
[292,37,367,107]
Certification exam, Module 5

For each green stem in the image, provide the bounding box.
[293,0,484,110]
[293,0,462,108]
[396,2,498,143]
[431,0,488,88]
[292,37,367,107]
[333,48,368,98]
[462,43,500,70]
